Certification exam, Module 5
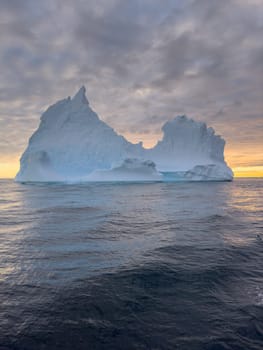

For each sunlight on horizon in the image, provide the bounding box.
[1,160,262,179]
[0,161,19,179]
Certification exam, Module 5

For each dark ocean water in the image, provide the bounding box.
[0,178,262,350]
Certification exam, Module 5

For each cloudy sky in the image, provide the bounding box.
[0,0,262,177]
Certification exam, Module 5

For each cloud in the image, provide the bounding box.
[0,0,262,167]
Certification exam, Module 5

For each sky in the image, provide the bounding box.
[0,0,262,178]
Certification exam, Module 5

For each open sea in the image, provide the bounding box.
[0,178,262,350]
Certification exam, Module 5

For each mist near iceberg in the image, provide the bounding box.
[15,87,233,182]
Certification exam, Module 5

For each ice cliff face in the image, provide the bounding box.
[149,116,225,171]
[15,86,233,182]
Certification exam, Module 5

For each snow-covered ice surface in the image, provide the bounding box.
[86,158,162,182]
[15,87,233,182]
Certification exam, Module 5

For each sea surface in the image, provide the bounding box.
[0,178,262,350]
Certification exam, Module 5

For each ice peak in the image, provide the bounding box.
[72,86,89,105]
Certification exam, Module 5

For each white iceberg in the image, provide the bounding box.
[15,86,233,182]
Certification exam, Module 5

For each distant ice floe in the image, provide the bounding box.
[15,86,233,183]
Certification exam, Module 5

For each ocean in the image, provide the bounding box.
[0,178,262,349]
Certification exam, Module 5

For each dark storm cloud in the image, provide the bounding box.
[0,0,262,166]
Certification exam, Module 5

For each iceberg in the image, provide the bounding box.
[15,86,233,182]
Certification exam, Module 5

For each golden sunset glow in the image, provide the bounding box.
[0,129,262,179]
[1,128,262,180]
[1,158,262,179]
[233,166,263,178]
[0,161,19,179]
